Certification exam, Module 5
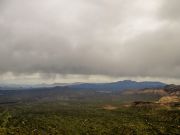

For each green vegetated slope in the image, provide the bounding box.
[0,101,179,135]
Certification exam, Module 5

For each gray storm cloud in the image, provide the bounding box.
[0,0,180,81]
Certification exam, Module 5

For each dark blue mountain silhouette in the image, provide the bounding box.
[68,80,166,91]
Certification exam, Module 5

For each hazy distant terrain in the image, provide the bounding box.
[0,80,166,103]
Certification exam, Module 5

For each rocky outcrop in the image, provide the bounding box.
[158,96,180,103]
[164,85,180,95]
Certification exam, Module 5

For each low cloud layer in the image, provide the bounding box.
[0,0,180,83]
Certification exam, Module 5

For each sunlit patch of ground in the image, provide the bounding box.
[102,104,118,110]
[158,96,180,103]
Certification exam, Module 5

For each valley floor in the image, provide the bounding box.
[0,101,180,135]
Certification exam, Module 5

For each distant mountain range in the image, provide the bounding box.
[0,80,166,91]
[68,80,166,91]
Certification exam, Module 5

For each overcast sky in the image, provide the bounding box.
[0,0,180,84]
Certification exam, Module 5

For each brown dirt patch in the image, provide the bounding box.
[103,105,118,110]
